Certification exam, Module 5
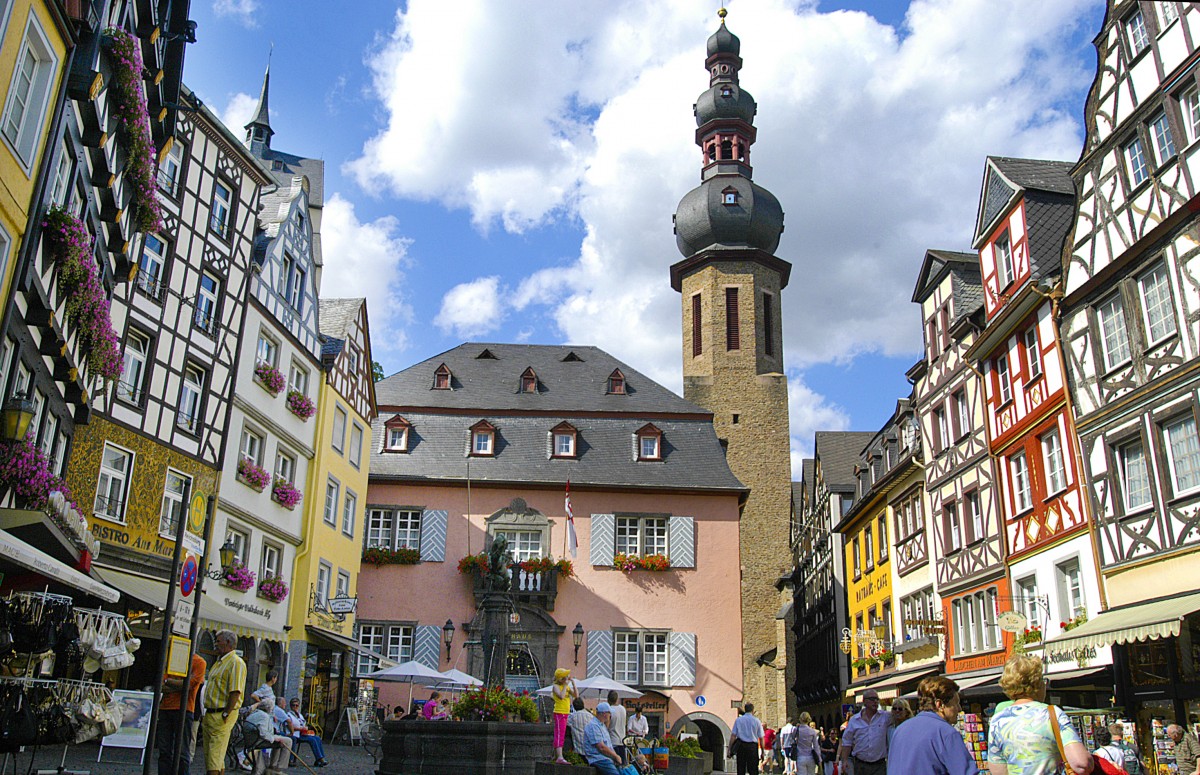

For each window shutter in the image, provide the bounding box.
[547,431,553,459]
[590,513,615,566]
[419,509,448,562]
[669,632,696,687]
[668,516,695,568]
[413,625,440,669]
[586,630,613,679]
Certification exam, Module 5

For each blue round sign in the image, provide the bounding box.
[696,695,706,707]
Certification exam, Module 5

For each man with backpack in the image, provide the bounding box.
[1107,723,1142,774]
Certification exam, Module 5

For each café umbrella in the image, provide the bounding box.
[365,660,447,709]
[433,668,484,690]
[535,676,643,699]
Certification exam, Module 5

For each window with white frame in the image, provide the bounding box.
[613,631,669,686]
[158,469,190,537]
[1165,415,1200,494]
[1056,558,1085,623]
[1025,327,1042,379]
[158,138,183,196]
[211,179,233,237]
[966,490,984,544]
[1117,438,1152,512]
[1042,429,1067,495]
[554,429,575,457]
[324,478,340,526]
[934,406,949,451]
[864,527,874,571]
[1,15,57,170]
[28,389,43,449]
[396,509,421,549]
[386,424,408,452]
[386,625,414,663]
[1139,263,1177,345]
[275,449,295,484]
[1183,86,1200,143]
[1126,136,1150,186]
[1124,8,1150,57]
[177,364,204,432]
[996,354,1012,404]
[901,588,936,641]
[48,146,72,207]
[261,542,280,580]
[316,562,331,606]
[357,624,384,676]
[1011,451,1032,512]
[996,231,1014,288]
[853,535,861,577]
[953,589,1001,655]
[342,490,357,538]
[94,443,133,522]
[289,362,308,395]
[945,502,962,553]
[350,423,363,468]
[332,406,347,453]
[282,253,306,311]
[1016,575,1041,629]
[39,414,56,461]
[137,234,168,299]
[615,515,668,557]
[1098,293,1131,370]
[1150,111,1177,164]
[225,527,249,566]
[954,390,970,439]
[1159,2,1180,28]
[194,272,219,334]
[877,515,888,563]
[256,334,278,367]
[240,427,264,465]
[366,509,394,549]
[496,530,542,561]
[118,330,150,404]
[336,570,350,599]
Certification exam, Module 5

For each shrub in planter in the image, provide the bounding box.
[613,553,670,572]
[272,478,302,509]
[222,561,255,592]
[285,390,316,420]
[362,547,421,566]
[254,362,286,395]
[101,28,162,233]
[258,574,289,603]
[456,552,490,576]
[237,457,271,491]
[449,686,538,722]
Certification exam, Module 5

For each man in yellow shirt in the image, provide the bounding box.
[202,630,247,775]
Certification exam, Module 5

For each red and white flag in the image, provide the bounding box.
[565,480,578,558]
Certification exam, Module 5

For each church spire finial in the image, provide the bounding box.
[244,48,275,153]
[718,7,727,24]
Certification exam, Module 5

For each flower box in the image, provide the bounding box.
[237,458,270,492]
[254,363,286,396]
[222,561,255,592]
[0,436,71,511]
[286,390,316,420]
[101,28,162,234]
[271,478,302,510]
[363,547,421,567]
[258,574,289,603]
[613,553,670,572]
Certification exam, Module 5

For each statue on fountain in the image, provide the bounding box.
[485,534,512,592]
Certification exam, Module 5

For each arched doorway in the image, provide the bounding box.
[673,712,732,773]
[505,645,541,695]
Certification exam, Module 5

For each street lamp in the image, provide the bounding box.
[443,619,455,660]
[572,622,584,665]
[1,390,35,442]
[205,538,238,580]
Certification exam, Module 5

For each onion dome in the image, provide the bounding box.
[695,82,756,126]
[707,10,741,57]
[675,176,783,256]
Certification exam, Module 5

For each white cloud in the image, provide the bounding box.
[435,277,505,338]
[787,371,851,474]
[212,0,259,28]
[319,194,414,354]
[350,0,1098,472]
[218,92,259,138]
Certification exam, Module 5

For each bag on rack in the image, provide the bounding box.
[100,698,122,737]
[0,691,38,752]
[73,699,105,744]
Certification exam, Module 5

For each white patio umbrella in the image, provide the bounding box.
[365,660,447,708]
[433,668,483,690]
[536,676,643,699]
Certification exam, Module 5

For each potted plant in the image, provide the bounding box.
[285,389,316,420]
[254,362,286,396]
[456,552,490,576]
[448,685,538,722]
[271,477,302,510]
[222,561,255,592]
[613,553,670,572]
[258,574,289,603]
[100,28,162,233]
[362,547,421,566]
[236,457,271,491]
[663,735,705,775]
[0,434,70,510]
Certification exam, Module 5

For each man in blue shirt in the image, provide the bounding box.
[729,703,765,775]
[886,677,976,775]
[580,702,623,775]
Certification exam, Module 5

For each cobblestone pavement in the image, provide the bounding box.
[7,741,378,775]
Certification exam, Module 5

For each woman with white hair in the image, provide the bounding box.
[986,654,1094,774]
[791,712,821,775]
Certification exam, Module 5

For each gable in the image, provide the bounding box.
[975,166,1017,245]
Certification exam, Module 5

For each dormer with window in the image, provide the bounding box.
[607,369,626,395]
[433,363,452,390]
[469,420,496,457]
[551,422,578,459]
[635,423,663,461]
[384,415,411,453]
[722,186,739,206]
[519,367,539,394]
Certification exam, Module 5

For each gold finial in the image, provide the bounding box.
[718,7,727,24]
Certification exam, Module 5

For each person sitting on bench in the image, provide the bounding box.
[243,700,293,775]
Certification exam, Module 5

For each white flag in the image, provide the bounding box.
[565,480,578,558]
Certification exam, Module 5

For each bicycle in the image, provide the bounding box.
[360,720,384,763]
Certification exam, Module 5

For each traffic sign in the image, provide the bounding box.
[180,553,198,598]
[173,599,194,636]
[187,493,206,534]
[182,531,205,556]
[695,695,706,707]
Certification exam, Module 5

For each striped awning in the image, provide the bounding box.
[0,530,119,603]
[1044,591,1200,656]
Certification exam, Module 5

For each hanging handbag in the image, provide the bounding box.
[0,689,38,753]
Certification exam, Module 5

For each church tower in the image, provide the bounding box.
[672,9,793,724]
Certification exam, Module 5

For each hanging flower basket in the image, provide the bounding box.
[101,28,162,233]
[254,363,286,395]
[236,457,270,491]
[222,561,255,592]
[257,574,290,603]
[516,557,574,578]
[613,553,670,572]
[271,477,302,510]
[42,209,123,381]
[286,390,316,420]
[362,547,421,567]
[0,435,71,511]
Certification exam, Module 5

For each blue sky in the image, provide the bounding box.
[185,0,1106,472]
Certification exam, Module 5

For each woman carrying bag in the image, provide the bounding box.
[791,713,821,775]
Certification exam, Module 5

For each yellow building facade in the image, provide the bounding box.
[841,493,893,687]
[284,298,376,733]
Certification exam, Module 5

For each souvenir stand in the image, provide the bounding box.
[1151,718,1175,774]
[956,711,988,775]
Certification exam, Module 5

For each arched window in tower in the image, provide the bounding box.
[763,291,775,357]
[720,139,733,160]
[707,143,716,162]
[725,287,741,350]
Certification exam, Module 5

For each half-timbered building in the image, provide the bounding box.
[790,430,870,728]
[1048,0,1200,725]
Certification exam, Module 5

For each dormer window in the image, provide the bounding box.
[607,370,626,395]
[552,422,577,458]
[636,423,662,461]
[722,187,739,206]
[434,363,452,390]
[520,367,538,394]
[477,348,498,359]
[470,420,496,457]
[384,415,411,453]
[720,86,732,98]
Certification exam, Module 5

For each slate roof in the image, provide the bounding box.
[950,262,984,324]
[1024,191,1074,282]
[370,343,745,493]
[319,298,363,339]
[989,156,1074,196]
[911,249,976,303]
[257,176,305,238]
[259,149,325,208]
[813,431,873,490]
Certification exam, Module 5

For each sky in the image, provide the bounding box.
[184,0,1107,476]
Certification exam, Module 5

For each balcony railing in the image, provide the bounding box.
[472,567,560,611]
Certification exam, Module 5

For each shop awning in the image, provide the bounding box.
[1043,591,1200,656]
[1045,666,1110,686]
[305,626,396,667]
[97,567,288,643]
[953,673,1001,695]
[0,530,118,602]
[855,665,942,698]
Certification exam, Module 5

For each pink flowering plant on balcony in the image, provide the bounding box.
[42,209,123,381]
[102,28,162,233]
[222,561,255,592]
[285,390,316,420]
[271,478,302,509]
[257,574,290,603]
[0,434,71,510]
[254,362,285,395]
[236,457,270,491]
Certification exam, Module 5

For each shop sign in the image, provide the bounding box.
[854,573,890,603]
[224,597,271,620]
[327,595,357,615]
[637,691,670,713]
[997,611,1027,633]
[902,618,946,635]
